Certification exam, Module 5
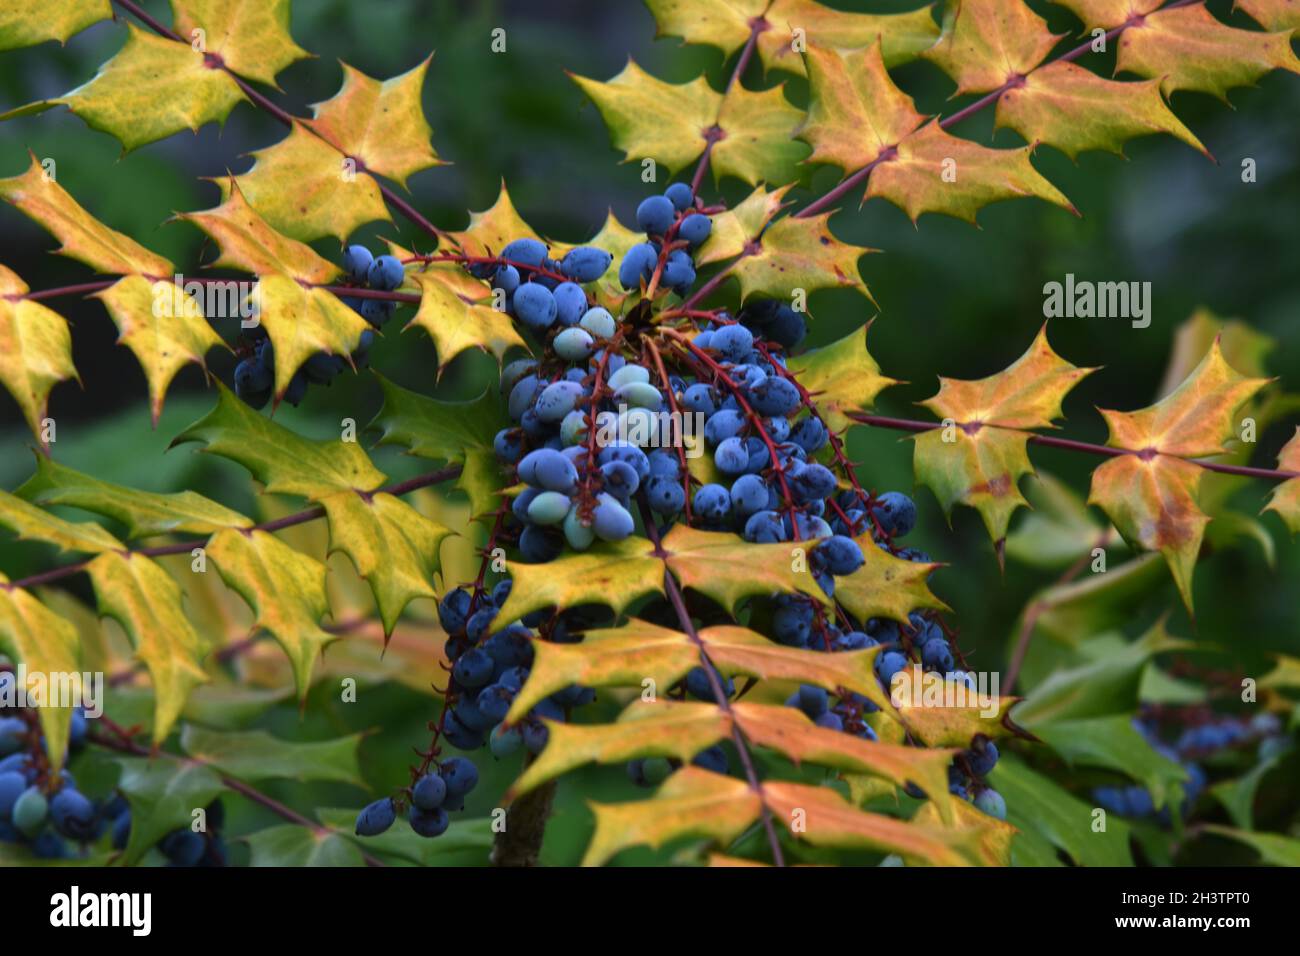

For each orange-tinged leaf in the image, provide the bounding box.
[914,327,1096,544]
[494,537,665,626]
[448,181,543,259]
[93,275,224,424]
[407,266,528,371]
[0,153,173,276]
[0,265,77,444]
[305,58,444,189]
[215,123,390,243]
[798,41,926,174]
[995,61,1209,160]
[582,767,760,866]
[1050,0,1162,29]
[1236,0,1300,31]
[836,533,949,625]
[171,0,310,87]
[1263,428,1300,533]
[727,210,872,302]
[784,323,897,433]
[662,524,832,612]
[1115,4,1300,100]
[891,670,1024,746]
[868,120,1076,225]
[922,0,1064,96]
[763,781,980,866]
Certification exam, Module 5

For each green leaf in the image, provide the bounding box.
[93,275,224,424]
[1209,752,1287,830]
[990,756,1135,866]
[315,808,494,866]
[320,491,450,635]
[368,374,506,464]
[1027,553,1168,646]
[172,0,310,87]
[180,724,364,786]
[1202,825,1300,866]
[242,825,366,867]
[6,25,247,151]
[1116,4,1300,101]
[15,455,252,538]
[305,57,444,189]
[0,0,111,51]
[114,758,225,865]
[0,488,123,554]
[0,574,81,770]
[1005,472,1110,569]
[1264,428,1300,533]
[784,323,896,433]
[0,265,77,447]
[922,0,1063,96]
[206,528,335,697]
[173,384,387,499]
[1034,715,1189,809]
[87,553,212,743]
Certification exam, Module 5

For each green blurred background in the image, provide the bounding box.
[0,0,1296,863]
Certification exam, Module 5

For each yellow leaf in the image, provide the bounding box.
[87,552,212,743]
[995,61,1209,160]
[582,767,761,865]
[662,524,832,612]
[923,0,1064,95]
[207,529,334,699]
[836,534,949,625]
[320,491,450,635]
[1235,0,1300,31]
[1116,4,1300,100]
[1051,1,1162,30]
[893,672,1024,747]
[914,326,1096,544]
[216,124,390,243]
[305,57,444,189]
[711,82,810,186]
[255,274,371,397]
[914,794,1017,865]
[1263,428,1300,533]
[171,0,310,87]
[0,265,77,444]
[448,181,542,259]
[407,266,528,371]
[494,537,665,625]
[728,210,872,302]
[784,323,896,433]
[0,489,123,554]
[0,153,173,276]
[798,41,926,173]
[868,121,1076,225]
[0,0,111,51]
[571,61,721,175]
[694,183,788,268]
[93,275,224,424]
[0,574,82,770]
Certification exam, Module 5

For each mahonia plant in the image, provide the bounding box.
[0,0,1296,868]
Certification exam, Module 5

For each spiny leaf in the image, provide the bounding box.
[1201,825,1300,867]
[913,795,1017,866]
[15,455,251,538]
[1263,428,1300,533]
[582,767,760,866]
[922,0,1063,95]
[4,25,247,151]
[171,0,310,87]
[1051,0,1162,30]
[571,61,722,175]
[179,181,338,283]
[0,488,123,554]
[448,181,541,259]
[0,0,111,52]
[0,574,81,770]
[255,273,371,397]
[407,266,527,371]
[694,183,788,269]
[320,491,450,635]
[305,57,444,189]
[893,671,1023,746]
[1236,0,1300,31]
[835,534,949,625]
[1115,3,1300,100]
[315,808,494,866]
[114,758,224,865]
[914,326,1096,545]
[644,0,940,74]
[727,210,872,302]
[0,264,77,444]
[785,323,896,433]
[762,780,981,866]
[661,524,832,612]
[368,373,505,462]
[995,62,1209,160]
[0,153,173,276]
[1035,715,1189,810]
[494,537,665,624]
[93,275,224,424]
[1088,339,1270,611]
[215,124,390,243]
[710,82,810,186]
[206,529,335,698]
[798,41,926,173]
[243,825,365,867]
[87,552,212,743]
[179,724,363,786]
[868,121,1076,225]
[173,384,387,499]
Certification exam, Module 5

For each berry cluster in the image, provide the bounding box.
[233,245,400,408]
[355,755,479,840]
[110,799,228,867]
